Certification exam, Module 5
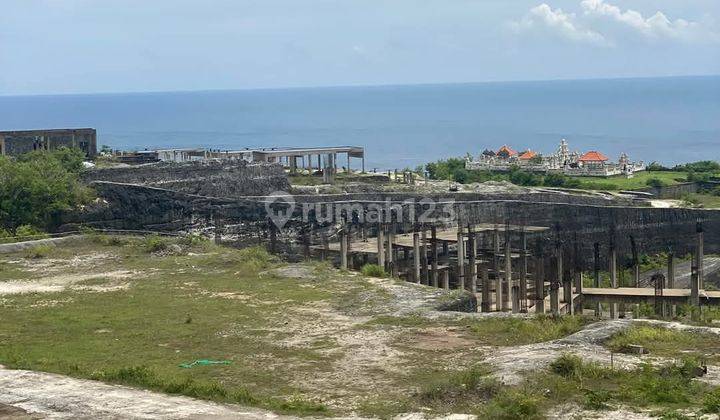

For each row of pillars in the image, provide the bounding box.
[311,221,706,316]
[284,153,365,178]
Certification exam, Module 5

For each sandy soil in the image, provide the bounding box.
[0,252,138,295]
[0,368,297,419]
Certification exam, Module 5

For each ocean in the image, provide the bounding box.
[0,76,718,170]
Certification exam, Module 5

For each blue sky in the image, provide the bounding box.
[1,0,719,95]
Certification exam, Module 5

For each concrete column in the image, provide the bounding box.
[481,265,491,312]
[560,250,573,314]
[214,219,223,245]
[442,269,450,290]
[550,253,561,315]
[668,251,676,316]
[534,257,545,314]
[457,228,465,291]
[691,223,703,306]
[519,230,528,312]
[431,227,438,287]
[594,242,601,317]
[421,230,429,285]
[573,271,583,314]
[468,231,477,294]
[268,220,278,254]
[609,244,618,319]
[339,229,348,270]
[494,230,502,311]
[386,228,394,276]
[413,232,421,283]
[550,281,560,316]
[377,227,385,269]
[504,228,512,311]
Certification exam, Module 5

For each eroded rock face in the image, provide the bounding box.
[82,160,290,198]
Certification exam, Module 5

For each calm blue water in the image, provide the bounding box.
[1,76,718,170]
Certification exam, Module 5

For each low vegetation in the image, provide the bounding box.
[0,148,92,232]
[542,353,716,416]
[606,324,720,363]
[360,263,386,277]
[3,237,720,418]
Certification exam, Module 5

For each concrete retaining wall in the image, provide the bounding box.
[0,235,83,254]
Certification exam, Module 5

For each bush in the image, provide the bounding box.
[416,366,499,409]
[14,225,48,239]
[647,161,670,171]
[646,178,667,188]
[550,354,584,379]
[361,264,386,277]
[179,233,208,247]
[703,388,720,413]
[144,235,169,253]
[508,168,542,186]
[23,244,54,259]
[673,160,720,173]
[482,390,542,420]
[0,148,92,231]
[583,389,612,410]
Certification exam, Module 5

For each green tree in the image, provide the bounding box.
[0,148,92,231]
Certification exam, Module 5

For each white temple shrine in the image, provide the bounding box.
[466,139,645,177]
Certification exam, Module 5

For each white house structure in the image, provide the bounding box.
[466,139,645,177]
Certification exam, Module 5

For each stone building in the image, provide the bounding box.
[0,128,97,158]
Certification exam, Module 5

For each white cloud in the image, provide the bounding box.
[512,0,720,46]
[581,0,700,40]
[511,4,606,45]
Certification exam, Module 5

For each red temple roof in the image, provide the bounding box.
[579,151,609,162]
[518,150,537,160]
[497,145,518,157]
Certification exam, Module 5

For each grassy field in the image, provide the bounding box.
[1,236,719,418]
[570,170,689,190]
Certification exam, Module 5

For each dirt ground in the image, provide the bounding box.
[1,240,718,419]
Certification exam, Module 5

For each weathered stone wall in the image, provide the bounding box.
[60,182,720,269]
[639,181,720,199]
[82,160,290,198]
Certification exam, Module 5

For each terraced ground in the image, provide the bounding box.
[1,235,720,419]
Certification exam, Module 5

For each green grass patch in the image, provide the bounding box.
[360,263,386,277]
[22,244,54,259]
[570,171,687,191]
[462,315,589,346]
[605,324,720,363]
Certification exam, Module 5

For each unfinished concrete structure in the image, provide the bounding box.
[118,146,366,176]
[60,173,720,316]
[0,128,97,158]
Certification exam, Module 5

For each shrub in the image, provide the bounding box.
[361,264,386,277]
[416,365,499,409]
[144,235,169,253]
[482,390,542,420]
[550,353,584,379]
[0,148,93,231]
[14,225,48,239]
[703,388,720,413]
[583,389,612,410]
[22,244,54,259]
[179,233,208,247]
[646,178,667,188]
